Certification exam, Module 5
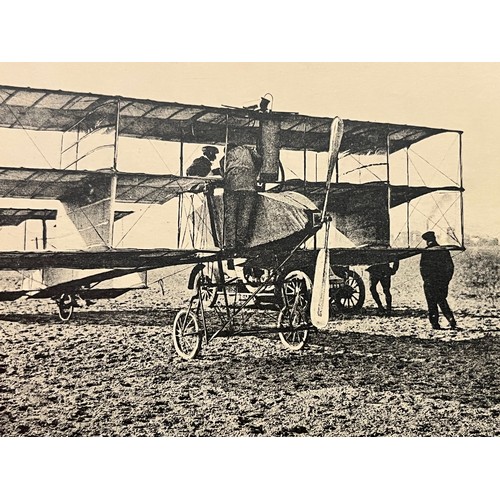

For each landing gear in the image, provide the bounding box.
[330,268,365,313]
[277,305,310,351]
[192,264,218,308]
[172,309,202,360]
[279,270,312,309]
[56,293,74,321]
[173,261,316,359]
[276,270,312,351]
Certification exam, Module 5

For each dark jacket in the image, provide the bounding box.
[186,155,212,177]
[420,243,454,285]
[366,261,399,279]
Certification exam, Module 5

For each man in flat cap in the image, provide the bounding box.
[420,231,457,329]
[186,146,220,177]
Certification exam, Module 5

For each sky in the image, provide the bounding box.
[0,62,498,237]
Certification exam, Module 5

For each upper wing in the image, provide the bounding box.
[0,84,457,154]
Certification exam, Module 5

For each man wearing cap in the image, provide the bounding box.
[420,231,457,329]
[186,146,219,177]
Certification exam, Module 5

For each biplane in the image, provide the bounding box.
[0,84,464,358]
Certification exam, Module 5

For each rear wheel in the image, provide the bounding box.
[193,265,218,308]
[331,269,365,312]
[278,305,309,351]
[172,310,202,360]
[57,294,74,321]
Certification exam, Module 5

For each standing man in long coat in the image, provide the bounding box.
[222,144,262,253]
[420,231,457,330]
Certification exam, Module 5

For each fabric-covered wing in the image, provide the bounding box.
[0,85,458,154]
[0,208,57,226]
[329,246,463,266]
[0,248,218,270]
[0,166,221,203]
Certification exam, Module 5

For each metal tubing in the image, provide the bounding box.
[208,229,317,342]
[406,147,410,247]
[179,135,184,176]
[113,99,121,171]
[42,219,47,250]
[205,187,231,325]
[303,123,307,187]
[459,132,464,247]
[303,147,307,186]
[108,174,118,248]
[177,137,184,248]
[386,131,391,245]
[59,133,64,169]
[75,125,80,170]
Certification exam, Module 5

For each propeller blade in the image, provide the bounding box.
[321,117,344,222]
[310,118,343,329]
[310,244,330,329]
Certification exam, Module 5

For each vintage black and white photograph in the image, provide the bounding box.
[0,62,498,440]
[0,42,498,496]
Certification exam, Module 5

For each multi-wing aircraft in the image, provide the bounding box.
[0,84,464,355]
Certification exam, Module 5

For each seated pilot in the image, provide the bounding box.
[186,146,219,177]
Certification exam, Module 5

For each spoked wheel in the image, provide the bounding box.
[172,310,202,360]
[279,270,312,309]
[193,265,218,308]
[331,269,365,313]
[277,305,310,351]
[57,293,74,321]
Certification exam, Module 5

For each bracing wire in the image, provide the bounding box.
[340,153,384,182]
[5,104,53,168]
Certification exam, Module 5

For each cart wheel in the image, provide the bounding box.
[193,267,218,308]
[57,294,74,321]
[172,310,202,360]
[279,270,312,309]
[331,269,365,313]
[277,305,309,351]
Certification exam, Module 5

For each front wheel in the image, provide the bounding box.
[278,270,312,309]
[172,310,202,360]
[277,305,309,351]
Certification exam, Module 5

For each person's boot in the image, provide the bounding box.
[386,298,392,316]
[444,313,457,329]
[429,313,440,329]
